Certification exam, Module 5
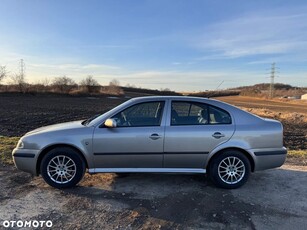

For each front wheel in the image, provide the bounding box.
[209,150,251,189]
[40,147,86,189]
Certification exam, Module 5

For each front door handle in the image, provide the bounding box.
[212,132,225,139]
[149,133,161,140]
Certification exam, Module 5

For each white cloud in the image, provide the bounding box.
[194,9,307,60]
[81,64,119,70]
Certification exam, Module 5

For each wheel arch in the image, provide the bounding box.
[206,147,255,172]
[36,144,89,175]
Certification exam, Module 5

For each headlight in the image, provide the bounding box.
[17,141,24,149]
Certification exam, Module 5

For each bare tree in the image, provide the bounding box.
[0,65,7,83]
[80,75,100,93]
[52,76,77,93]
[10,73,27,92]
[160,88,171,92]
[41,77,51,87]
[31,77,51,93]
[109,79,120,87]
[107,79,123,95]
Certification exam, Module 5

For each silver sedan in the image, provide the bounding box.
[12,96,287,189]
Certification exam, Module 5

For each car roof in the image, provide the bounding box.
[129,95,231,109]
[129,95,209,101]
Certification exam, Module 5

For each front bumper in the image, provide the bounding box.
[12,148,40,175]
[252,147,287,171]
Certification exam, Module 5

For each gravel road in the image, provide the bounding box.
[0,164,306,229]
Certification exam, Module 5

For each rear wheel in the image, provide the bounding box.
[40,147,86,189]
[209,150,251,189]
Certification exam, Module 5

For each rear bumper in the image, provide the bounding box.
[12,148,39,175]
[252,147,287,171]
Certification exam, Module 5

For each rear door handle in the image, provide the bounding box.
[212,132,225,139]
[149,133,161,140]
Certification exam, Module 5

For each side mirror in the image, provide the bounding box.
[104,118,117,128]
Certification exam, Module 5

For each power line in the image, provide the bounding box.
[19,59,25,79]
[269,63,276,99]
[215,80,224,90]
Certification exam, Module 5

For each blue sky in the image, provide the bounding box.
[1,0,307,91]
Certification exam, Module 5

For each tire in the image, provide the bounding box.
[40,147,86,189]
[209,150,251,189]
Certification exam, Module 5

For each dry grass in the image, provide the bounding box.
[288,150,307,157]
[286,150,307,166]
[0,136,19,164]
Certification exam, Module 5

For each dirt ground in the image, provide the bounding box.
[0,94,126,137]
[0,163,306,229]
[218,96,307,114]
[0,94,307,229]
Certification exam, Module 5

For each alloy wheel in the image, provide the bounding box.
[47,155,77,184]
[218,156,246,184]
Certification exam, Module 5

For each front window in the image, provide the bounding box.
[112,101,165,127]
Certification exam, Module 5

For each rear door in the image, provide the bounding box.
[164,100,235,168]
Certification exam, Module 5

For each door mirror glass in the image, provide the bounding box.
[104,118,117,128]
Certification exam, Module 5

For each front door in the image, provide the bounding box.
[93,101,166,169]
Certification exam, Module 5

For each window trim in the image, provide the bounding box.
[170,101,232,126]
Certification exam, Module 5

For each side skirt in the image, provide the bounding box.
[88,168,206,174]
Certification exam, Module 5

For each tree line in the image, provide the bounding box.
[0,65,122,95]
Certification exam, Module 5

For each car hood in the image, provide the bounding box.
[25,120,85,136]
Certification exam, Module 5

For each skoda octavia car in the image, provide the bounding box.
[12,96,287,189]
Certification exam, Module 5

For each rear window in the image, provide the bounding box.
[171,101,231,126]
[208,106,231,124]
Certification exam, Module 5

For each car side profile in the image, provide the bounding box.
[12,96,287,189]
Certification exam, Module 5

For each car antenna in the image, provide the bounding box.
[207,80,224,98]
